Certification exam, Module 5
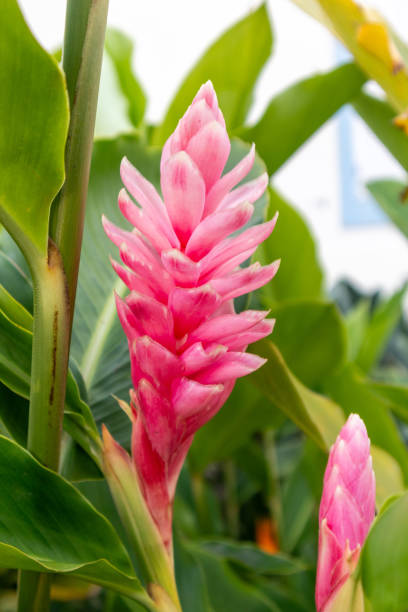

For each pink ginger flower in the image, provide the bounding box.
[102,81,279,553]
[316,414,376,611]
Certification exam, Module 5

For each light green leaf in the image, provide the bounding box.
[354,284,406,373]
[95,28,146,138]
[361,492,408,611]
[325,364,408,482]
[257,188,324,303]
[345,299,370,361]
[240,63,365,175]
[371,445,405,509]
[353,93,408,172]
[0,284,32,331]
[270,300,347,388]
[367,179,408,238]
[153,4,273,144]
[0,435,147,601]
[249,340,344,450]
[0,0,68,257]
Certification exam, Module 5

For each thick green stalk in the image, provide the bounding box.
[51,0,109,326]
[17,243,71,610]
[19,2,108,609]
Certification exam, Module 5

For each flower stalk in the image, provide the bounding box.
[18,1,109,610]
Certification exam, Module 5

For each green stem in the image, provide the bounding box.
[223,460,239,539]
[51,0,109,327]
[18,2,108,610]
[17,572,51,612]
[18,243,70,609]
[263,430,282,543]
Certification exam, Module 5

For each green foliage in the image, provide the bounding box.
[0,435,145,600]
[353,93,408,173]
[354,284,407,374]
[362,493,408,611]
[270,300,347,388]
[257,189,324,303]
[249,340,344,450]
[95,28,146,138]
[240,63,365,175]
[0,0,68,258]
[153,4,273,144]
[367,179,408,239]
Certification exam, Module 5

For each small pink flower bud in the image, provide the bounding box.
[316,414,376,611]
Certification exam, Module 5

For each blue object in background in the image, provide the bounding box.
[336,42,386,226]
[338,104,387,226]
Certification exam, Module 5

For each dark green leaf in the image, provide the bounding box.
[257,188,323,303]
[0,0,68,256]
[270,300,347,388]
[353,92,408,173]
[367,179,408,239]
[200,540,307,576]
[190,543,279,612]
[240,63,365,175]
[354,284,406,373]
[189,379,282,473]
[153,4,273,144]
[0,435,145,600]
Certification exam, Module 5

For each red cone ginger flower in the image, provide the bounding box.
[102,81,279,555]
[316,414,376,611]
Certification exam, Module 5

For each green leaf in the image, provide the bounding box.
[95,28,146,138]
[368,381,408,424]
[0,227,32,312]
[0,284,32,331]
[361,492,408,611]
[240,63,365,175]
[174,535,212,612]
[367,179,408,239]
[370,445,405,509]
[153,4,273,144]
[0,381,28,445]
[325,364,408,482]
[199,540,307,576]
[0,305,101,470]
[189,379,282,473]
[257,188,323,303]
[189,543,279,612]
[249,340,344,450]
[345,299,370,361]
[354,284,406,373]
[0,435,146,600]
[353,93,408,172]
[0,0,68,257]
[270,300,347,388]
[72,135,160,446]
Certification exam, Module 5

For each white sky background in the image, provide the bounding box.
[19,0,408,296]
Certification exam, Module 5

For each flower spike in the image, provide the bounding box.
[103,81,279,563]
